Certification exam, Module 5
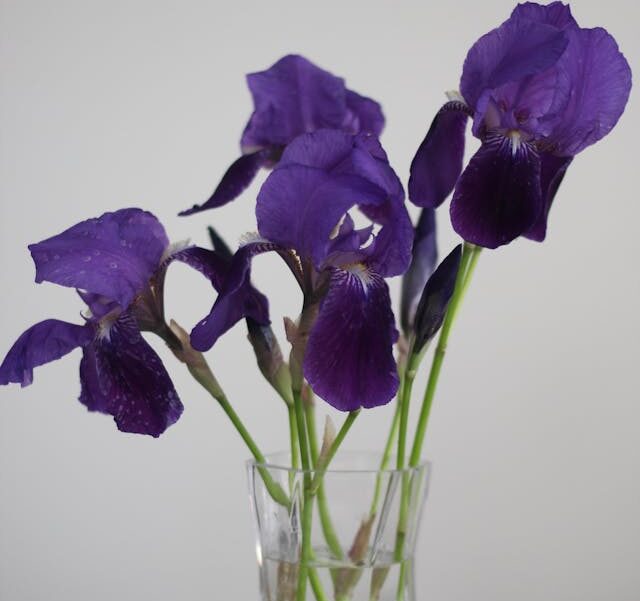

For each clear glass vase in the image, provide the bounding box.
[247,452,430,601]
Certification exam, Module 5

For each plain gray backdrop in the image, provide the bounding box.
[1,1,638,599]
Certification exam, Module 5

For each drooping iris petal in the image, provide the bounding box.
[164,246,230,291]
[460,17,569,109]
[190,242,272,351]
[179,150,273,216]
[400,209,437,335]
[257,164,385,267]
[408,102,469,208]
[303,268,399,412]
[545,26,632,156]
[525,153,573,241]
[29,209,168,309]
[241,55,349,151]
[511,1,578,29]
[78,314,183,437]
[0,320,93,387]
[344,90,385,137]
[413,245,462,352]
[451,134,543,248]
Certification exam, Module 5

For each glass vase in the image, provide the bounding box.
[247,452,430,601]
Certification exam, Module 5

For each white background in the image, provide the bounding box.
[0,1,638,599]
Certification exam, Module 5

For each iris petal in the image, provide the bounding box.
[241,55,349,151]
[179,150,272,216]
[409,102,469,208]
[510,2,578,29]
[400,209,437,335]
[257,163,384,267]
[460,17,569,109]
[0,320,92,387]
[413,245,462,352]
[344,90,385,137]
[524,153,573,242]
[546,26,632,156]
[29,208,168,309]
[303,269,399,412]
[450,134,543,248]
[79,314,183,437]
[190,242,272,351]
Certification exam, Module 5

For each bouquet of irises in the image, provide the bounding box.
[0,3,631,601]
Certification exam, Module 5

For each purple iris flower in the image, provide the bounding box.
[190,130,413,412]
[0,208,266,437]
[409,2,632,248]
[180,54,384,216]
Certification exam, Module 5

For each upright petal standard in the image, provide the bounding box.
[409,1,631,248]
[180,55,385,215]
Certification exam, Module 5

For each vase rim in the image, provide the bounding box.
[247,450,431,475]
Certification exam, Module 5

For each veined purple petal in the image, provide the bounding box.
[279,130,404,211]
[257,163,385,267]
[79,314,183,437]
[511,1,578,30]
[408,102,469,208]
[241,55,348,151]
[525,153,573,242]
[29,209,168,309]
[545,26,632,156]
[0,320,93,387]
[179,149,273,216]
[451,134,543,248]
[344,90,385,137]
[460,17,569,109]
[240,55,384,152]
[304,268,399,411]
[400,209,437,335]
[190,242,272,351]
[413,245,462,351]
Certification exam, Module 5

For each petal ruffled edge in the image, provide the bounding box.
[28,208,168,309]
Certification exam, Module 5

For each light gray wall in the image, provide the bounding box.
[1,1,638,599]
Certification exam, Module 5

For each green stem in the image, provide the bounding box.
[408,242,481,468]
[293,387,313,601]
[192,368,290,509]
[396,352,419,471]
[310,410,360,493]
[288,404,300,470]
[305,402,344,561]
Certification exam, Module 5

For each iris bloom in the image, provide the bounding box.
[0,208,266,436]
[189,130,413,411]
[409,1,632,248]
[180,54,384,216]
